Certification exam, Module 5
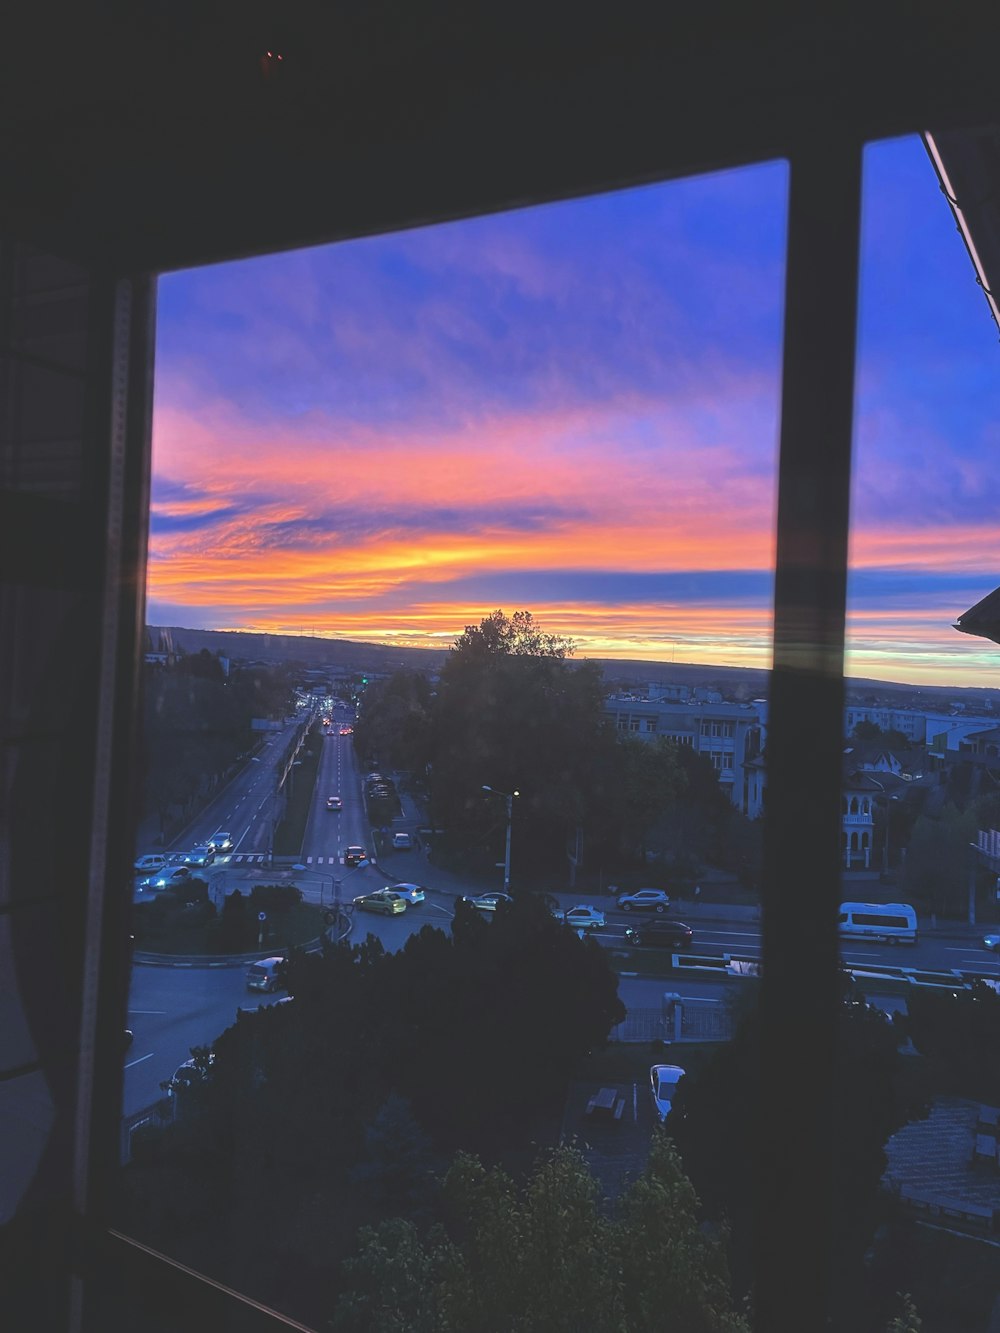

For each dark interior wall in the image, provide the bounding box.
[0,245,154,1324]
[1,5,998,274]
[2,7,1000,1332]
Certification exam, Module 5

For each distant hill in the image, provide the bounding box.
[148,626,447,673]
[147,625,1000,711]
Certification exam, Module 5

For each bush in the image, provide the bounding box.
[250,883,303,914]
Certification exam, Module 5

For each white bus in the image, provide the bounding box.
[837,901,918,945]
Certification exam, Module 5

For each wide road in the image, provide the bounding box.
[124,711,999,1117]
[133,715,305,882]
[123,898,998,1121]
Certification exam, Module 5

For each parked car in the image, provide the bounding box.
[344,845,367,867]
[984,933,1000,952]
[391,882,426,904]
[625,921,693,949]
[246,957,287,993]
[209,830,233,852]
[649,1063,686,1122]
[353,888,406,915]
[564,905,606,929]
[325,795,343,811]
[167,1053,216,1097]
[617,888,670,914]
[461,892,513,913]
[134,853,166,874]
[391,832,413,849]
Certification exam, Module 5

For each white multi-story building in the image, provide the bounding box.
[603,694,766,814]
[843,705,994,751]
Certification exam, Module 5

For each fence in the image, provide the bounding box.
[609,998,733,1045]
[120,1096,175,1165]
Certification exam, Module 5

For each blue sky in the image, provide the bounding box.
[148,134,1000,686]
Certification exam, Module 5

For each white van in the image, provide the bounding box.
[246,957,287,992]
[837,902,918,945]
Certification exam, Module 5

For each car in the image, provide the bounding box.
[325,795,343,811]
[617,888,670,914]
[391,832,413,849]
[168,1053,216,1097]
[353,888,407,915]
[625,921,694,949]
[984,933,1000,952]
[139,864,193,891]
[246,957,287,992]
[133,853,167,874]
[209,830,233,852]
[183,843,215,868]
[339,726,353,735]
[563,905,606,929]
[344,845,367,867]
[649,1063,686,1122]
[462,892,513,913]
[390,882,426,904]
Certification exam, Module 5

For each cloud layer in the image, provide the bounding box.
[148,140,1000,687]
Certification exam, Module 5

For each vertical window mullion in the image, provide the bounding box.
[757,137,862,1331]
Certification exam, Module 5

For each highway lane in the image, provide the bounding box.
[124,965,287,1114]
[132,717,302,870]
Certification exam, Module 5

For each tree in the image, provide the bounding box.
[885,1293,922,1332]
[448,608,575,664]
[348,1094,438,1221]
[669,995,927,1322]
[428,610,613,878]
[901,802,977,914]
[610,735,688,860]
[332,1138,751,1332]
[354,670,433,772]
[901,979,1000,1106]
[853,720,884,741]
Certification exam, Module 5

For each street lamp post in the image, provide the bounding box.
[482,785,519,894]
[967,842,982,927]
[879,793,899,876]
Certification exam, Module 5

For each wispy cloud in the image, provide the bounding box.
[148,139,1000,688]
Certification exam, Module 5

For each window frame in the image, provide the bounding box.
[71,140,864,1332]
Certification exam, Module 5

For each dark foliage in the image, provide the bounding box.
[669,996,928,1323]
[900,980,1000,1106]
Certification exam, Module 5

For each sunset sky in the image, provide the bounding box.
[149,134,1000,688]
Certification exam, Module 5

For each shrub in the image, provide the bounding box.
[250,883,303,914]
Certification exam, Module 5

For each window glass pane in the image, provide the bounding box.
[837,133,1000,1333]
[116,162,786,1328]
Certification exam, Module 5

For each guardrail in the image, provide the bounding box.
[120,1096,175,1165]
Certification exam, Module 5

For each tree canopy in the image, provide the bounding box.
[669,993,928,1326]
[426,611,615,876]
[332,1137,751,1333]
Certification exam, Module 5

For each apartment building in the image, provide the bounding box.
[604,695,765,813]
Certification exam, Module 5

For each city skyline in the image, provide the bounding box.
[149,134,1000,687]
